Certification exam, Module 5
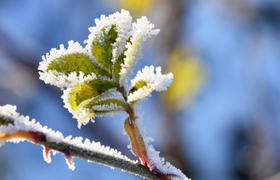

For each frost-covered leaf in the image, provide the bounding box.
[91,25,118,74]
[113,51,125,83]
[128,66,173,104]
[79,97,127,125]
[71,99,126,129]
[113,37,131,84]
[62,79,118,128]
[39,40,103,88]
[84,10,133,65]
[119,16,160,84]
[46,52,109,77]
[64,79,117,112]
[128,80,147,95]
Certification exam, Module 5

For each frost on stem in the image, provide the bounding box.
[0,104,137,171]
[126,104,189,180]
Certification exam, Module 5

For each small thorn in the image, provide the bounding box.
[43,146,52,163]
[63,150,75,170]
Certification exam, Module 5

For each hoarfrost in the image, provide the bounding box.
[64,152,75,170]
[92,103,125,111]
[95,96,125,103]
[0,104,137,171]
[0,105,64,142]
[62,87,119,128]
[61,88,95,129]
[43,146,52,163]
[39,40,95,88]
[40,71,97,89]
[128,66,173,102]
[84,9,133,64]
[119,16,160,85]
[126,104,189,180]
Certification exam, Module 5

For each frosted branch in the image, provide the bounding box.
[0,105,160,180]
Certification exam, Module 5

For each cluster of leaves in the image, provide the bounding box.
[34,9,186,180]
[44,25,129,127]
[38,10,171,129]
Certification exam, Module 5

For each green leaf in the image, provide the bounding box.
[113,52,125,84]
[85,98,127,109]
[113,37,131,84]
[74,98,126,123]
[127,80,149,106]
[67,79,116,111]
[91,25,118,75]
[46,52,110,77]
[128,80,148,95]
[124,117,147,165]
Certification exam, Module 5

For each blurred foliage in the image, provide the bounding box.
[119,0,156,17]
[163,47,205,112]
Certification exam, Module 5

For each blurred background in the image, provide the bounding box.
[1,0,280,180]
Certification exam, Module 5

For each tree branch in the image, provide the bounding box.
[0,115,159,180]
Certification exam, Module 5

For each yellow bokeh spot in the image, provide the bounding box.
[164,47,206,112]
[120,0,155,17]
